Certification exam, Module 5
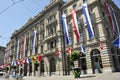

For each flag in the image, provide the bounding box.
[56,48,61,58]
[32,30,37,55]
[11,61,17,66]
[38,55,43,62]
[11,62,14,66]
[17,60,21,65]
[104,1,116,36]
[14,61,17,66]
[0,65,3,69]
[26,57,31,64]
[81,44,86,54]
[16,40,20,59]
[110,7,119,35]
[98,40,103,50]
[68,47,72,55]
[82,2,95,39]
[113,34,120,48]
[0,65,4,69]
[23,35,26,57]
[62,14,70,44]
[71,9,80,41]
[20,43,23,59]
[22,58,26,64]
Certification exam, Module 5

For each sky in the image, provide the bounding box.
[0,0,120,47]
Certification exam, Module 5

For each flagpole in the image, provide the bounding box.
[61,16,67,76]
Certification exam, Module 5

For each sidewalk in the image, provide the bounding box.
[1,72,120,80]
[23,72,120,80]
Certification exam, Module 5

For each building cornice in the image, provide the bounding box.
[11,0,64,39]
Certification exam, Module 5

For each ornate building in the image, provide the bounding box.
[6,0,120,77]
[0,46,5,65]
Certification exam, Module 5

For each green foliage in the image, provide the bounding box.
[73,70,80,78]
[34,60,39,66]
[70,51,80,61]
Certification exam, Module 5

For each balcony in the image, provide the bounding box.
[46,19,57,27]
[45,33,57,41]
[44,48,56,56]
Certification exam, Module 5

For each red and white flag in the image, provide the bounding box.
[71,9,80,41]
[22,58,26,64]
[105,1,116,36]
[68,47,72,55]
[23,35,27,57]
[56,48,61,58]
[98,40,103,50]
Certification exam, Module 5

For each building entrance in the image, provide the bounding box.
[90,49,103,74]
[49,57,56,76]
[111,48,120,72]
[40,60,44,76]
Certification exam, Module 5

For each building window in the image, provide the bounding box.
[83,0,86,3]
[106,28,110,37]
[64,9,68,15]
[47,27,56,36]
[47,40,56,49]
[50,41,54,49]
[73,4,77,10]
[68,23,72,32]
[80,34,83,42]
[40,33,44,41]
[35,47,37,55]
[41,45,43,53]
[69,36,72,45]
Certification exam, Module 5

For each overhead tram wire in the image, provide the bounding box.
[30,0,41,8]
[11,0,15,4]
[0,0,24,16]
[21,2,36,16]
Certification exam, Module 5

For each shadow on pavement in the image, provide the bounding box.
[80,75,96,78]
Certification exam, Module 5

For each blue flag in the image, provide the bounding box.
[113,34,120,48]
[82,3,95,39]
[32,30,37,55]
[26,57,31,64]
[81,44,86,54]
[110,7,119,35]
[62,14,70,44]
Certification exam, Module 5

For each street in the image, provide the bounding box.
[0,72,120,80]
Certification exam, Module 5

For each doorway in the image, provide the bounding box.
[49,57,56,76]
[90,49,103,74]
[40,60,44,76]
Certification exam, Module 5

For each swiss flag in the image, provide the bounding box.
[68,47,72,55]
[56,48,61,58]
[0,65,3,69]
[98,40,103,50]
[17,60,21,65]
[38,55,43,62]
[22,58,26,64]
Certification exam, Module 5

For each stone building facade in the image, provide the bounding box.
[6,0,120,76]
[0,46,5,65]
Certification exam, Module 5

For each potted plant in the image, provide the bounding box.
[34,60,39,77]
[70,51,80,61]
[73,67,80,78]
[70,51,80,78]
